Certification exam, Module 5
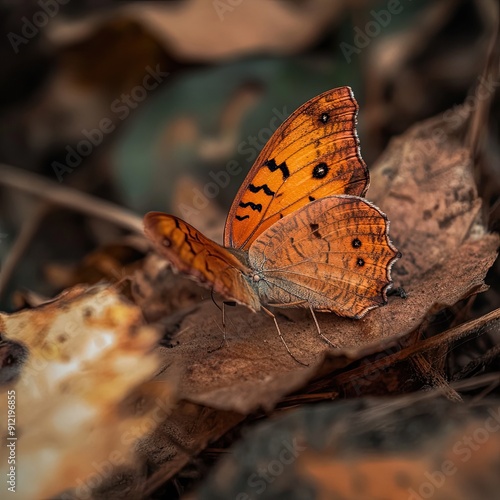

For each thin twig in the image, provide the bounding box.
[0,202,51,299]
[334,308,500,390]
[466,8,500,157]
[0,163,143,234]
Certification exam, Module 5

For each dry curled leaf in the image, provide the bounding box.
[136,108,498,415]
[0,284,173,499]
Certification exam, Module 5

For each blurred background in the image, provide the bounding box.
[0,0,498,310]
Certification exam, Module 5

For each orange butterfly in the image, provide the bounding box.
[144,87,400,356]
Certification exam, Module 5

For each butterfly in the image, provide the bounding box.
[144,87,400,356]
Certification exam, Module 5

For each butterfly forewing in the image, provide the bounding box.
[224,87,369,250]
[248,196,399,318]
[144,212,261,311]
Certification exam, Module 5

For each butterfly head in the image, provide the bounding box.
[252,272,263,283]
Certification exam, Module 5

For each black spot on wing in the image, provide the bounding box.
[309,223,322,239]
[264,159,290,180]
[204,258,215,275]
[182,230,196,256]
[308,196,316,202]
[239,201,262,212]
[312,163,329,179]
[319,112,329,124]
[235,215,250,221]
[249,183,275,196]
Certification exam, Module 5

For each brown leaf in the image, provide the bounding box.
[137,109,498,415]
[369,109,485,280]
[49,1,344,62]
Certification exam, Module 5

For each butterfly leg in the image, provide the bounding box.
[208,298,235,353]
[261,306,308,366]
[209,302,229,352]
[221,301,227,344]
[307,304,338,348]
[220,300,236,346]
[268,300,338,349]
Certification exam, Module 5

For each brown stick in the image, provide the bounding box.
[0,163,143,233]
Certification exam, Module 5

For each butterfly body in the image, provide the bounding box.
[144,87,400,322]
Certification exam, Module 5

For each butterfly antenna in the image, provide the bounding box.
[262,307,308,366]
[308,304,339,348]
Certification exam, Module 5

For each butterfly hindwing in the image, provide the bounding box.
[248,196,399,318]
[144,212,260,311]
[224,87,369,250]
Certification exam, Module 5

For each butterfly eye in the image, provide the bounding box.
[352,238,362,248]
[319,112,329,124]
[312,163,329,179]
